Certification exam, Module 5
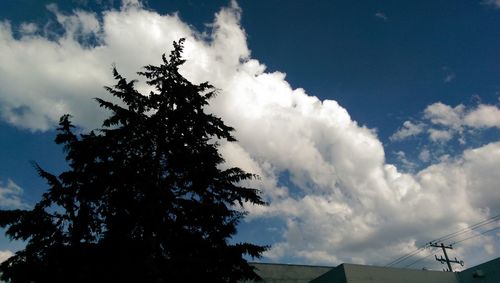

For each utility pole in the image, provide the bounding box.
[430,242,464,272]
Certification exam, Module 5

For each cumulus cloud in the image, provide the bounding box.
[464,104,500,128]
[0,179,28,209]
[427,128,453,143]
[392,102,500,144]
[0,2,190,131]
[0,0,499,268]
[424,102,500,131]
[424,102,464,130]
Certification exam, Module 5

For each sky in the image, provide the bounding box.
[0,0,500,271]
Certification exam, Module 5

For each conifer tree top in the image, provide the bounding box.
[0,39,267,283]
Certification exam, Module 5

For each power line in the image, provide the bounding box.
[385,214,500,268]
[452,226,500,245]
[403,247,435,268]
[385,245,429,267]
[432,214,500,243]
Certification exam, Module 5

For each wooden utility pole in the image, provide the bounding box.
[430,242,464,272]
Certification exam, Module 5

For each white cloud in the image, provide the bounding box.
[390,121,424,141]
[461,142,500,210]
[424,102,500,131]
[0,2,190,131]
[392,102,500,144]
[464,104,500,128]
[419,149,430,162]
[19,22,38,34]
[395,151,416,170]
[424,102,464,130]
[0,250,13,264]
[121,0,142,8]
[0,179,28,209]
[428,128,453,143]
[0,0,499,268]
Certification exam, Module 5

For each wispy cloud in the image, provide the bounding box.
[394,151,416,170]
[375,11,388,21]
[481,0,500,9]
[444,73,455,83]
[0,179,29,209]
[390,121,425,141]
[442,66,455,83]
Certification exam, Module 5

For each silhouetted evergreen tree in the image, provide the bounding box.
[0,39,266,283]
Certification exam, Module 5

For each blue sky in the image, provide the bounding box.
[0,0,499,270]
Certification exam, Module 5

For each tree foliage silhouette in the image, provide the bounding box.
[0,39,267,283]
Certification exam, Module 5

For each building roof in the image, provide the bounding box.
[310,263,457,283]
[457,257,500,283]
[246,257,500,283]
[246,262,332,283]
